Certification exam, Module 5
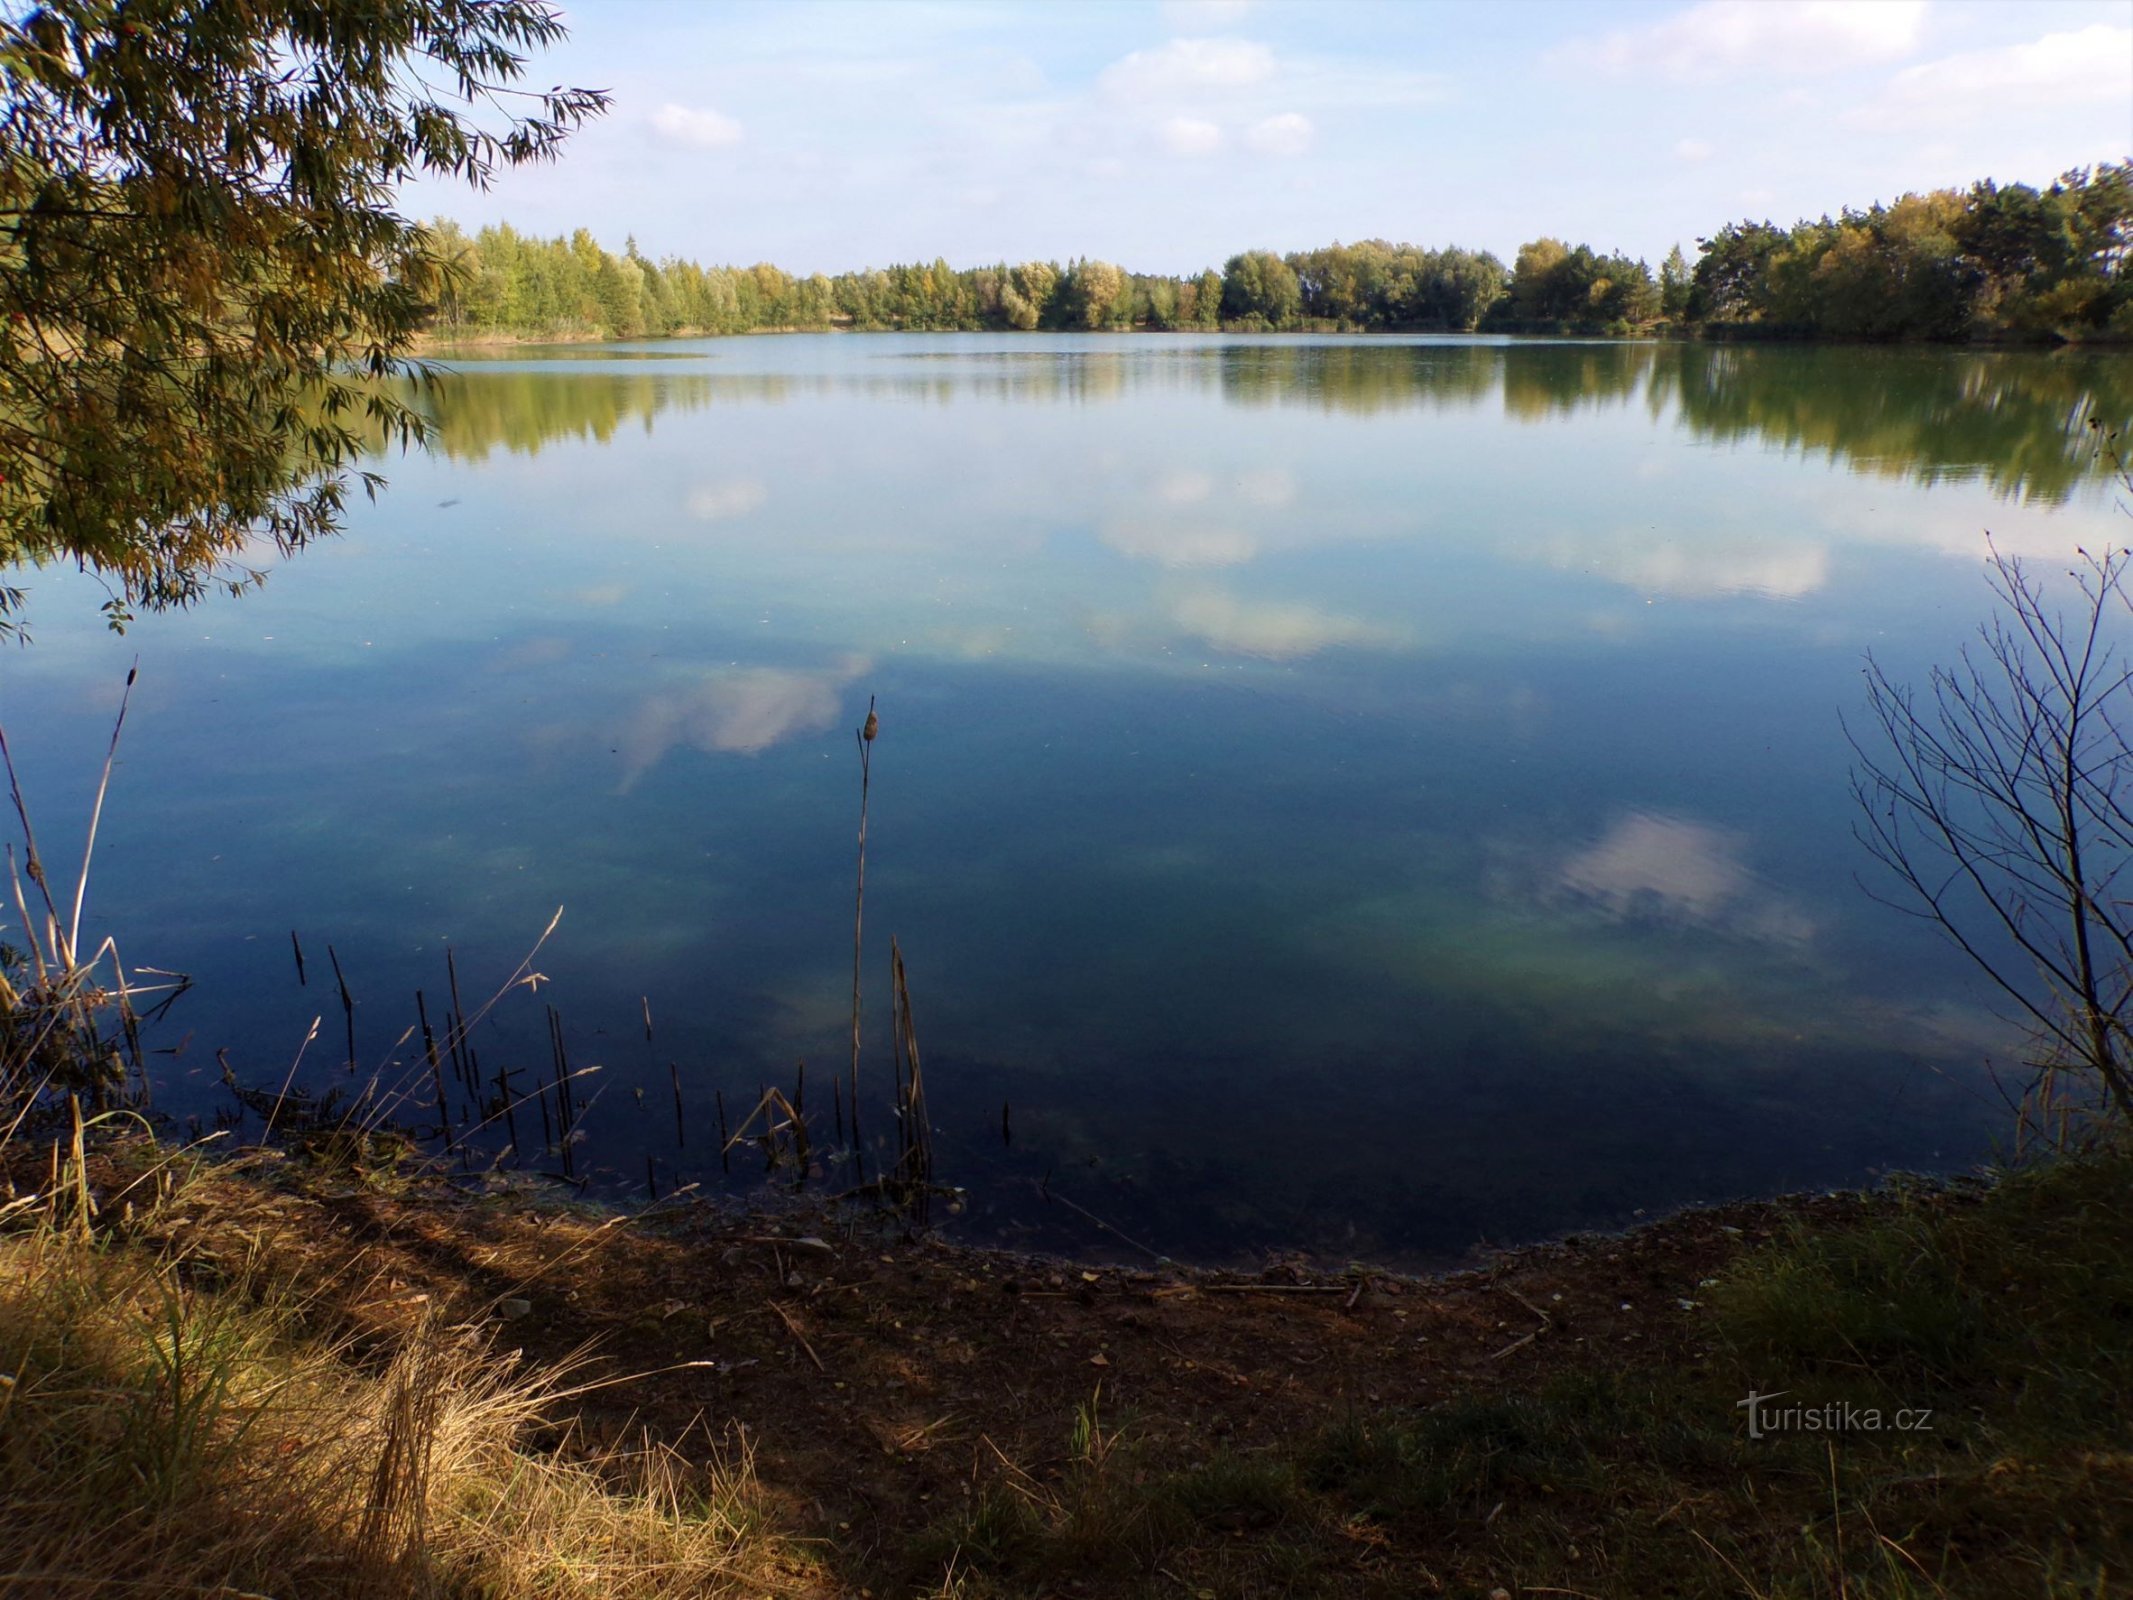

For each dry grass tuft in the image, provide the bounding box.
[0,1169,813,1599]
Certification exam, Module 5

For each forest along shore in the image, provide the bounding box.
[417,165,2133,347]
[13,1131,2128,1598]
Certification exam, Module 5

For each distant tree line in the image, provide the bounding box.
[422,224,1521,338]
[1688,165,2131,339]
[424,162,2132,346]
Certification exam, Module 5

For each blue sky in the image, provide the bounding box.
[405,0,2133,275]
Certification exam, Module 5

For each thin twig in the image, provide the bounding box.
[767,1301,825,1372]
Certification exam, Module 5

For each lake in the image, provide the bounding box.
[4,333,2129,1266]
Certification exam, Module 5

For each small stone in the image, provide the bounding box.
[499,1298,532,1321]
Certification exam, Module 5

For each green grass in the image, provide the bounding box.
[906,1144,2133,1599]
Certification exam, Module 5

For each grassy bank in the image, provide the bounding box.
[0,1136,814,1597]
[3,1128,2129,1598]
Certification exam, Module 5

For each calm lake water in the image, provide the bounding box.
[6,333,2131,1265]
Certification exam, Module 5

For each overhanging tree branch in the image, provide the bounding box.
[1851,428,2133,1121]
[0,0,608,635]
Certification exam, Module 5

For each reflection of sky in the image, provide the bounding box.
[1556,810,1815,946]
[616,656,869,784]
[1,334,2123,1264]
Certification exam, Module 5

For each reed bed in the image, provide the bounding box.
[2,674,948,1245]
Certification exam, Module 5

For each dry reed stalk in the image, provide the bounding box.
[721,1087,809,1176]
[445,946,470,1086]
[848,694,877,1161]
[0,719,64,940]
[888,938,932,1223]
[391,915,567,1162]
[0,680,179,1132]
[327,945,356,1074]
[1040,1187,1162,1261]
[546,1006,577,1178]
[416,990,448,1147]
[495,1057,519,1150]
[261,1017,322,1142]
[110,942,144,1085]
[65,661,135,966]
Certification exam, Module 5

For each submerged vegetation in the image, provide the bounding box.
[425,161,2133,345]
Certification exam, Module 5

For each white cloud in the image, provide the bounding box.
[1161,115,1226,157]
[686,479,768,521]
[1854,25,2133,130]
[650,103,744,150]
[1584,0,1926,79]
[1674,137,1714,163]
[1245,112,1314,157]
[1098,37,1276,102]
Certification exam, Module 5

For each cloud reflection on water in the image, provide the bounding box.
[1099,460,1309,570]
[1556,810,1814,945]
[1543,529,1834,600]
[1170,588,1401,660]
[616,654,870,787]
[686,478,769,521]
[1102,518,1257,567]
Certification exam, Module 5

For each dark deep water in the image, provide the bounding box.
[5,333,2130,1266]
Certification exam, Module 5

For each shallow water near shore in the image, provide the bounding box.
[5,333,2130,1266]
